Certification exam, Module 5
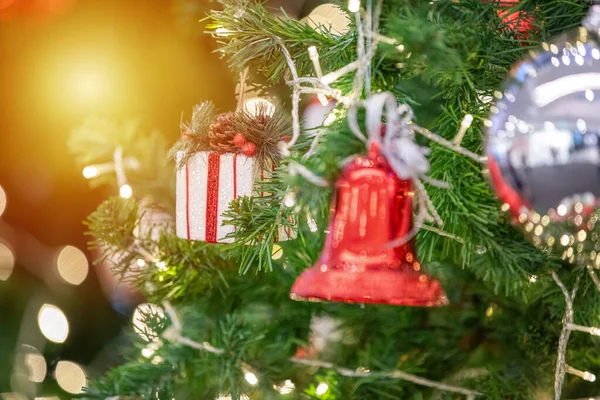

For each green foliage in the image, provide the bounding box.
[70,117,177,210]
[169,101,292,170]
[85,197,139,250]
[169,102,217,167]
[78,1,600,399]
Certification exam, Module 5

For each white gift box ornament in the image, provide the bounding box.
[176,152,255,243]
[176,152,295,244]
[174,101,296,244]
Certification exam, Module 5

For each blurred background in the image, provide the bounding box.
[0,0,323,397]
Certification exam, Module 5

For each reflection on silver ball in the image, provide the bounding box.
[486,27,600,264]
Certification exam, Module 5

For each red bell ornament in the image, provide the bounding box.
[290,144,448,306]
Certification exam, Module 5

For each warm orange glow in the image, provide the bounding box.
[0,0,17,11]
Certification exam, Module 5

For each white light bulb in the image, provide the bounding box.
[274,379,295,394]
[461,114,473,128]
[284,192,296,208]
[586,89,595,102]
[305,208,318,232]
[156,261,167,271]
[316,382,329,395]
[38,304,69,343]
[82,165,98,179]
[151,356,164,365]
[348,0,360,13]
[120,184,133,199]
[244,371,258,385]
[317,94,329,106]
[141,347,154,358]
[323,112,337,126]
[557,204,568,216]
[215,27,231,37]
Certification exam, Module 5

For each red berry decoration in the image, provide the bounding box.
[233,133,247,148]
[242,142,257,157]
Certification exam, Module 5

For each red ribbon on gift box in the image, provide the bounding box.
[184,153,239,243]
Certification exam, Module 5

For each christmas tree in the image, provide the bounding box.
[73,1,600,399]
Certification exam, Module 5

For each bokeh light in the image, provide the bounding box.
[82,165,98,179]
[119,184,133,199]
[37,304,69,343]
[244,371,258,385]
[55,245,88,285]
[55,361,86,394]
[132,303,165,342]
[0,185,6,217]
[0,241,15,281]
[20,345,47,383]
[347,0,360,13]
[316,382,329,395]
[274,379,295,394]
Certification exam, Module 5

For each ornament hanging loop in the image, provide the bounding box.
[364,92,432,182]
[365,92,401,148]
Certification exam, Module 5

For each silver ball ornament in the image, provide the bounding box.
[486,27,600,264]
